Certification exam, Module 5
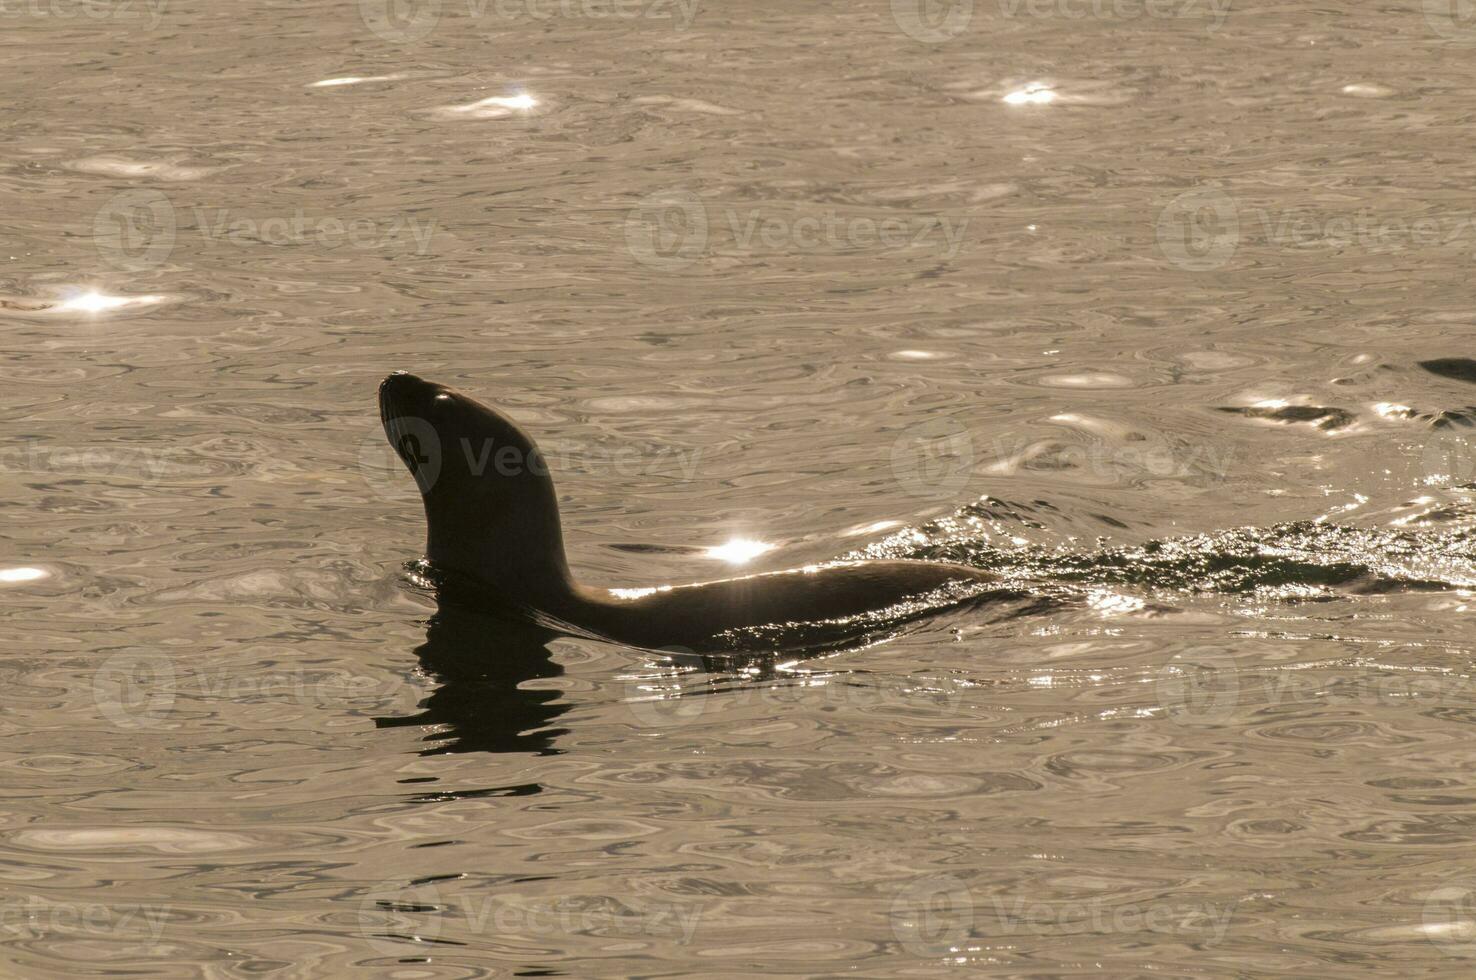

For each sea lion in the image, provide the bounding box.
[379,372,1001,653]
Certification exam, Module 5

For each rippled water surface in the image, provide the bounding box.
[9,0,1476,975]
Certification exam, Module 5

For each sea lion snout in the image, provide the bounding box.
[379,371,443,424]
[380,370,431,401]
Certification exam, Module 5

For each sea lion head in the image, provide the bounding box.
[379,372,570,593]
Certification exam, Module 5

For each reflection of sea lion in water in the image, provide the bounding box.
[379,372,1002,653]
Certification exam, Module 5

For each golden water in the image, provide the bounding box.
[6,0,1476,974]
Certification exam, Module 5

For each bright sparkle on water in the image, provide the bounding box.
[55,291,164,314]
[436,92,541,119]
[706,538,775,564]
[494,93,538,110]
[1003,84,1056,105]
[463,93,538,112]
[59,291,128,313]
[309,73,409,87]
[0,566,48,584]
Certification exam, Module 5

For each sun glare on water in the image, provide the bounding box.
[54,291,165,314]
[491,93,538,110]
[1002,84,1056,105]
[434,91,541,120]
[705,538,775,564]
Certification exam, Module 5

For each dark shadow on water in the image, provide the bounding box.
[374,583,1059,760]
[375,602,571,757]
